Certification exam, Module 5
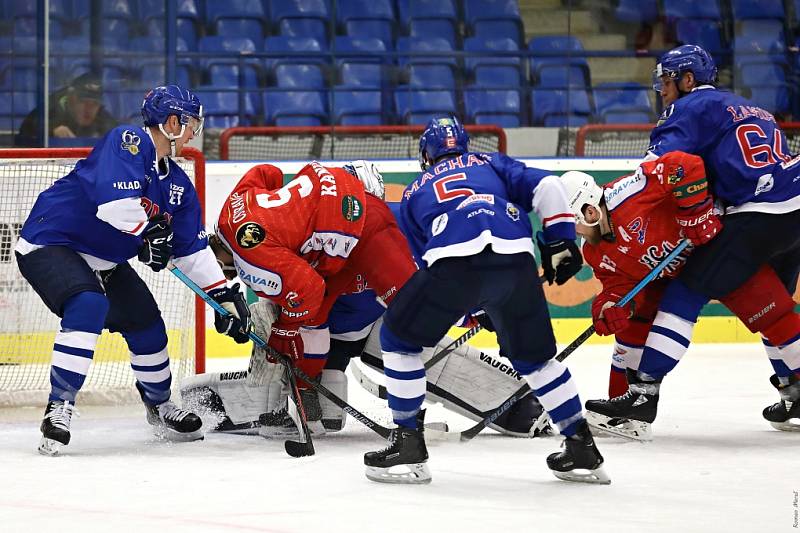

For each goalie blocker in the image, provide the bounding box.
[180,302,547,438]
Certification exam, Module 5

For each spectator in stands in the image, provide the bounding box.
[17,73,117,146]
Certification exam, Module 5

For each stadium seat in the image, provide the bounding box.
[464,89,521,128]
[614,0,659,23]
[528,35,590,87]
[279,18,328,45]
[675,19,726,60]
[463,37,520,75]
[209,64,260,88]
[215,19,265,48]
[139,63,193,88]
[531,88,592,127]
[593,82,653,124]
[406,64,456,89]
[332,37,388,65]
[274,64,326,89]
[336,0,394,24]
[397,0,458,28]
[394,89,456,124]
[264,90,328,126]
[663,0,721,19]
[473,65,521,88]
[732,0,784,20]
[734,22,787,69]
[737,62,786,88]
[206,1,265,26]
[344,20,393,49]
[747,85,790,115]
[408,20,457,49]
[196,89,258,127]
[537,65,592,88]
[99,19,131,49]
[463,0,520,25]
[331,89,384,125]
[198,37,262,87]
[270,0,329,23]
[338,62,384,88]
[472,20,523,47]
[263,36,327,72]
[396,37,457,68]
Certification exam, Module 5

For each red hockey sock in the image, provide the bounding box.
[295,357,327,389]
[609,367,629,398]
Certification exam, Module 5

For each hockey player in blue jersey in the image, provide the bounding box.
[586,45,800,433]
[363,115,609,485]
[15,85,251,455]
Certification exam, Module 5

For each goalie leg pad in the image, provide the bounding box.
[179,371,269,433]
[320,369,348,431]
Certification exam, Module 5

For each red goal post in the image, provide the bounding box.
[575,122,800,157]
[0,147,206,405]
[219,125,507,160]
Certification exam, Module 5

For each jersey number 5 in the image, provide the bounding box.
[735,124,791,169]
[256,174,314,208]
[433,173,474,203]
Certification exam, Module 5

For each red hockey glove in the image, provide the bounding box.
[267,325,304,361]
[675,197,722,245]
[592,295,632,336]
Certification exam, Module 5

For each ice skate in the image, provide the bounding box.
[585,371,659,441]
[38,400,78,456]
[547,419,610,485]
[364,410,431,485]
[259,388,325,439]
[137,382,203,442]
[763,374,800,431]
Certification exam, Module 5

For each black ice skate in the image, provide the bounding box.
[763,374,800,431]
[584,370,659,441]
[364,410,431,484]
[39,400,78,456]
[547,419,610,485]
[259,387,325,439]
[137,382,203,442]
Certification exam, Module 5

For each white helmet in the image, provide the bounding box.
[344,160,385,200]
[560,171,604,226]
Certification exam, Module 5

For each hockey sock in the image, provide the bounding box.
[295,357,327,389]
[609,341,643,397]
[49,292,108,402]
[637,280,705,380]
[609,367,628,398]
[514,359,582,437]
[124,319,171,405]
[761,312,800,382]
[380,324,426,428]
[296,326,330,389]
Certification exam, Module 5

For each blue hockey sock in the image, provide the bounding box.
[380,324,425,428]
[49,292,109,402]
[123,319,171,405]
[514,359,583,437]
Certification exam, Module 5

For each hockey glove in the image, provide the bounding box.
[137,214,173,272]
[536,231,583,286]
[592,295,632,336]
[675,197,722,246]
[267,324,304,361]
[209,283,252,344]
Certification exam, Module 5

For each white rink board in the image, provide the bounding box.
[0,343,795,533]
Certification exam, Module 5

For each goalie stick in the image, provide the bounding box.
[168,265,315,457]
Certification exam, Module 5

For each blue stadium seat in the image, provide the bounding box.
[206,1,265,26]
[464,89,521,128]
[209,64,261,88]
[336,0,394,24]
[463,37,520,75]
[472,20,523,47]
[737,62,786,87]
[10,91,36,118]
[332,37,388,65]
[264,90,328,126]
[614,0,658,23]
[473,65,521,88]
[397,0,457,27]
[198,37,262,87]
[734,22,787,69]
[100,18,131,49]
[396,37,457,68]
[216,19,266,48]
[406,64,456,89]
[747,85,790,115]
[663,0,721,19]
[344,20,393,49]
[279,18,328,44]
[528,35,590,87]
[675,19,725,59]
[331,89,383,125]
[101,65,128,89]
[531,88,592,127]
[264,36,327,72]
[593,82,653,124]
[732,0,784,20]
[139,63,193,88]
[274,64,326,89]
[408,20,457,48]
[537,65,591,88]
[464,0,520,24]
[271,0,329,23]
[338,62,384,88]
[394,89,456,124]
[54,36,91,78]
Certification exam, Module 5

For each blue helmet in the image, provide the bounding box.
[653,44,717,92]
[141,85,204,135]
[418,114,470,171]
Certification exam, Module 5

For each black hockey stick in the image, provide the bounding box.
[169,265,315,457]
[453,239,691,442]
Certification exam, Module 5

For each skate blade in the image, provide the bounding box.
[153,426,204,442]
[365,463,432,485]
[769,420,800,432]
[260,421,326,440]
[38,437,65,456]
[552,466,611,485]
[586,412,652,442]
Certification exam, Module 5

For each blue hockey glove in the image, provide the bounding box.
[536,231,582,286]
[137,214,173,272]
[209,283,252,344]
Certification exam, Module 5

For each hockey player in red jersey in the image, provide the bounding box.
[211,161,417,412]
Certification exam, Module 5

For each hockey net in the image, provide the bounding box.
[218,125,507,160]
[574,123,800,157]
[0,147,205,407]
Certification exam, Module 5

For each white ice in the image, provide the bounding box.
[0,343,797,533]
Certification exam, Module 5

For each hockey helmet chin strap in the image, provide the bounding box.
[158,112,204,158]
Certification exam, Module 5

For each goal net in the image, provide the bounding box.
[574,123,800,157]
[219,125,507,160]
[0,147,205,407]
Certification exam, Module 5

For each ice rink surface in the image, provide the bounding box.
[0,343,797,533]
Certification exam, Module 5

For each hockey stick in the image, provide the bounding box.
[168,265,315,457]
[445,239,692,442]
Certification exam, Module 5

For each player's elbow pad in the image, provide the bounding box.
[97,197,149,235]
